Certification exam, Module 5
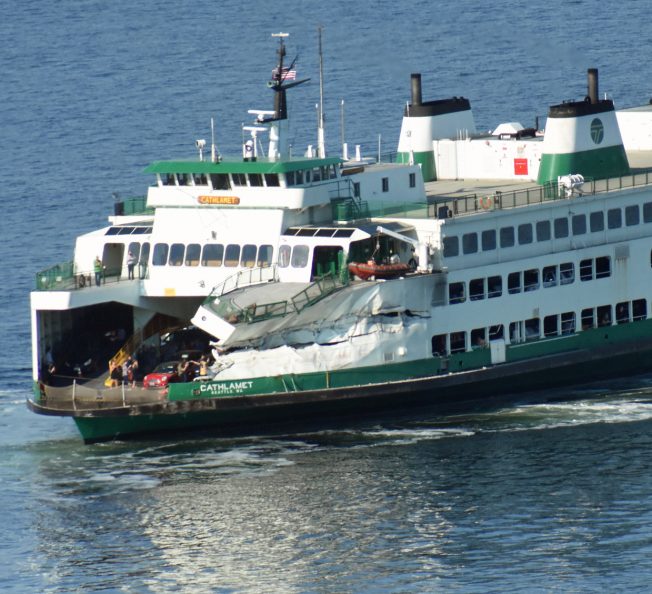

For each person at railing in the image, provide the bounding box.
[127,252,137,280]
[94,256,103,287]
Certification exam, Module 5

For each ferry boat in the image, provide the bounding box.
[28,34,652,442]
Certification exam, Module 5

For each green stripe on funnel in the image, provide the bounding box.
[396,150,436,182]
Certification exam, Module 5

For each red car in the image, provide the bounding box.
[143,361,180,389]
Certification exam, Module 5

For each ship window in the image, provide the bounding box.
[291,245,310,268]
[264,174,280,187]
[140,243,150,265]
[481,229,496,251]
[633,299,647,321]
[185,243,200,266]
[607,208,622,229]
[554,217,569,238]
[489,324,504,340]
[312,168,322,182]
[500,226,515,248]
[106,227,122,235]
[488,275,502,298]
[595,256,610,278]
[524,318,540,341]
[432,334,447,356]
[449,282,465,304]
[162,173,175,186]
[580,258,593,281]
[597,305,612,327]
[536,220,551,242]
[462,233,478,254]
[201,244,224,267]
[572,214,586,235]
[210,173,230,190]
[590,211,604,232]
[177,173,190,186]
[409,173,416,188]
[152,243,169,266]
[544,314,558,337]
[471,328,487,348]
[278,245,291,268]
[297,229,318,236]
[561,312,575,335]
[509,321,521,343]
[353,181,360,198]
[295,170,304,185]
[117,227,135,235]
[625,205,640,226]
[542,265,557,287]
[329,165,338,179]
[316,229,335,237]
[257,245,273,267]
[225,244,241,267]
[518,223,533,245]
[285,171,296,186]
[560,262,574,284]
[616,301,630,324]
[644,202,652,223]
[333,229,355,238]
[305,170,311,183]
[524,269,539,291]
[469,278,484,301]
[139,243,150,277]
[240,244,257,268]
[168,243,185,266]
[581,308,594,329]
[249,173,263,187]
[132,227,149,235]
[450,331,466,354]
[443,236,459,257]
[382,177,389,192]
[193,173,209,186]
[507,271,521,294]
[231,173,247,186]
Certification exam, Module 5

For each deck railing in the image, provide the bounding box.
[433,170,652,219]
[35,262,149,291]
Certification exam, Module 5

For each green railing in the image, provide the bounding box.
[433,170,652,219]
[208,271,348,326]
[35,262,149,291]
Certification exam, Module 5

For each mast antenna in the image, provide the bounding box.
[317,26,326,158]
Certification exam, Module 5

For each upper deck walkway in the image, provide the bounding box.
[424,150,652,219]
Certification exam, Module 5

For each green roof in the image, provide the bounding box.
[143,156,342,175]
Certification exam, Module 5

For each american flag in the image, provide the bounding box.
[272,66,297,81]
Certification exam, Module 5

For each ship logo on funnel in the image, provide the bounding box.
[590,118,604,144]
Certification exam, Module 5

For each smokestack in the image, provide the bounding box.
[411,73,422,106]
[588,68,599,104]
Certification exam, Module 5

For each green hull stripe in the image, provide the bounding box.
[396,150,436,182]
[537,144,629,184]
[65,318,652,442]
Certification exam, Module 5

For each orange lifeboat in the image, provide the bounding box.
[348,260,411,281]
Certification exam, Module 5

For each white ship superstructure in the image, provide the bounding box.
[27,36,652,442]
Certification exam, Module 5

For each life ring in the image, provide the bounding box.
[481,196,493,210]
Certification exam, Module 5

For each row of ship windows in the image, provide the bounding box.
[125,242,274,269]
[448,256,610,304]
[158,165,339,190]
[443,202,652,258]
[432,298,648,355]
[125,242,319,270]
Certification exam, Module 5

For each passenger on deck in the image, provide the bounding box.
[127,252,137,280]
[94,257,103,287]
